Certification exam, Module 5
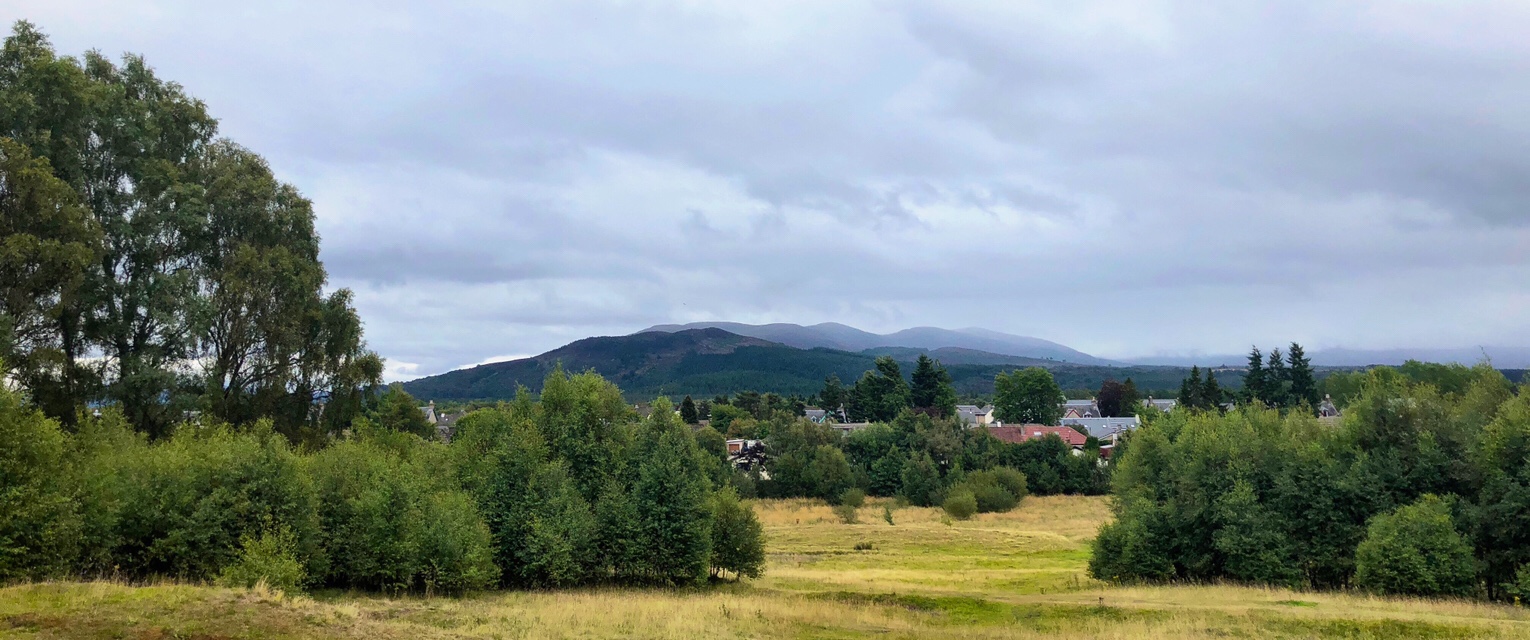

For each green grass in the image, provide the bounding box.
[3,495,1530,638]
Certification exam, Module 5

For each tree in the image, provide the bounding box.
[849,357,909,422]
[708,486,764,580]
[1097,379,1125,417]
[1177,367,1204,410]
[0,138,99,428]
[1242,347,1266,406]
[993,367,1063,426]
[0,22,381,439]
[910,354,958,418]
[1120,378,1143,415]
[1264,348,1289,408]
[1287,343,1319,412]
[818,375,846,413]
[633,398,713,584]
[1354,495,1476,597]
[1202,370,1224,411]
[900,451,941,507]
[680,395,700,424]
[375,385,433,439]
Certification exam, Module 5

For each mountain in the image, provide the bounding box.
[859,346,1057,367]
[403,327,1194,401]
[638,322,1114,365]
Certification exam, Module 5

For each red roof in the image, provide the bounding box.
[987,425,1089,447]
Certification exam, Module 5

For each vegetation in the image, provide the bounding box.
[993,367,1064,425]
[1095,362,1530,603]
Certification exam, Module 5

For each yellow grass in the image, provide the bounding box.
[4,495,1530,638]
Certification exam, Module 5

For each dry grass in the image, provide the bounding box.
[4,495,1529,639]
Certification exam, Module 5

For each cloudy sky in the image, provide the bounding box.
[14,1,1530,379]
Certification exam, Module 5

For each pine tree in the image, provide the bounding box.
[679,395,699,424]
[1202,370,1224,411]
[1287,342,1319,412]
[1265,348,1289,408]
[1243,347,1266,406]
[910,355,957,417]
[818,375,845,413]
[1178,366,1205,410]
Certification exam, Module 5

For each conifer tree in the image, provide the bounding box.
[1287,343,1319,412]
[1178,367,1205,410]
[1120,378,1143,415]
[910,355,957,417]
[1202,370,1224,411]
[1265,348,1290,408]
[679,395,700,424]
[818,375,845,412]
[1243,347,1266,406]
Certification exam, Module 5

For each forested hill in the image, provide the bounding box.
[401,328,1204,401]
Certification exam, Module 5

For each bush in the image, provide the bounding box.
[217,526,307,592]
[833,502,859,524]
[709,487,765,579]
[839,488,866,509]
[943,489,978,520]
[948,467,1028,514]
[0,385,80,580]
[1354,495,1477,597]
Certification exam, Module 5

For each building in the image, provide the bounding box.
[987,424,1089,448]
[804,408,828,423]
[956,404,995,426]
[1142,397,1178,413]
[1318,394,1341,421]
[1060,416,1140,440]
[1061,399,1101,419]
[832,422,872,435]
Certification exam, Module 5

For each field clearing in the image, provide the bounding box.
[5,495,1530,639]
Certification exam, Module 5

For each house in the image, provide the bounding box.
[956,404,995,426]
[436,411,465,443]
[1318,394,1341,421]
[987,424,1089,448]
[804,408,828,423]
[419,400,438,424]
[725,438,761,455]
[1060,416,1140,440]
[1061,399,1101,419]
[1142,397,1177,413]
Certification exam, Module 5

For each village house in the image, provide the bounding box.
[1142,397,1178,412]
[987,424,1089,449]
[1059,415,1140,440]
[1061,399,1101,418]
[955,404,995,426]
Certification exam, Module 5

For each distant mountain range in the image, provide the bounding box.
[638,322,1117,365]
[400,322,1530,401]
[402,327,1195,401]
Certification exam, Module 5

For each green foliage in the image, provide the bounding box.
[680,395,700,424]
[942,489,978,520]
[993,367,1063,426]
[375,384,433,438]
[0,377,79,580]
[1287,343,1319,411]
[217,526,307,592]
[634,398,714,584]
[1354,495,1477,598]
[808,445,855,502]
[708,487,764,579]
[910,354,958,418]
[839,488,867,509]
[0,23,380,439]
[818,374,846,411]
[952,467,1028,513]
[900,451,941,507]
[850,356,910,422]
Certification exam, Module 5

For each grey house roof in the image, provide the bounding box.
[1059,416,1141,439]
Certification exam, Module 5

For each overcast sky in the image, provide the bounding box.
[13,1,1530,379]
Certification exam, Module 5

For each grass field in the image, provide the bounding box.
[5,495,1530,639]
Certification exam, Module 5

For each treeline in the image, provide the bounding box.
[0,23,380,444]
[1092,363,1530,601]
[0,367,765,591]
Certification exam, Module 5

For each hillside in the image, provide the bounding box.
[638,322,1115,365]
[403,328,1199,401]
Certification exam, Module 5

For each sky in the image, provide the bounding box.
[11,1,1530,380]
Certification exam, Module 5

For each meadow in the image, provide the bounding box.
[4,495,1530,639]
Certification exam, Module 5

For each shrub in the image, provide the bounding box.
[839,488,866,509]
[943,489,978,520]
[416,492,498,593]
[709,487,765,579]
[0,384,80,580]
[832,503,859,524]
[948,467,1028,514]
[217,526,307,592]
[1354,495,1477,597]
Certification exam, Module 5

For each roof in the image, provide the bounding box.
[987,425,1089,447]
[1059,416,1141,439]
[1143,398,1178,411]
